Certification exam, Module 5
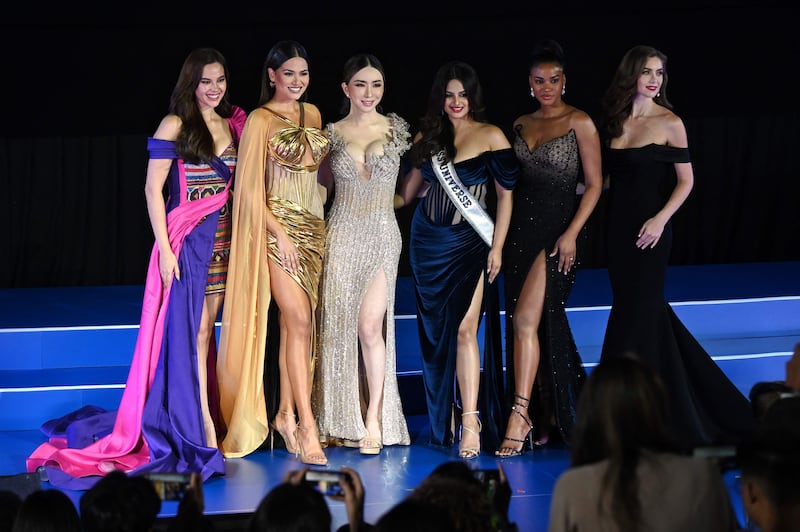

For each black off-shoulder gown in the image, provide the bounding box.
[600,144,754,448]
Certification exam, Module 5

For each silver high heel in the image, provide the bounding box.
[459,410,482,460]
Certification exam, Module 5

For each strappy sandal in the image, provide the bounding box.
[495,394,534,457]
[295,425,328,466]
[269,409,298,455]
[459,410,482,460]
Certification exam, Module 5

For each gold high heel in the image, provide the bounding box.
[269,410,299,455]
[495,394,534,457]
[459,410,482,460]
[359,418,383,456]
[296,425,328,466]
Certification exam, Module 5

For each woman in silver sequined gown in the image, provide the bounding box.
[314,54,411,451]
[498,40,602,456]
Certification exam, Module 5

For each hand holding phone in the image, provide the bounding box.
[304,469,349,498]
[143,472,193,501]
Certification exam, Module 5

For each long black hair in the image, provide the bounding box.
[410,60,487,167]
[258,40,310,106]
[339,53,386,116]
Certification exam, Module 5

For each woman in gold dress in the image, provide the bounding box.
[216,40,330,465]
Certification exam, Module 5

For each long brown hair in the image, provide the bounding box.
[169,48,233,163]
[599,45,671,144]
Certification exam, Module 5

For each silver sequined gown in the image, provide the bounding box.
[313,113,412,446]
[503,128,587,445]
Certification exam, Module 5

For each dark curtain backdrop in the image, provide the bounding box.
[3,4,798,288]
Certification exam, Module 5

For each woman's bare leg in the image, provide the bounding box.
[496,250,546,456]
[456,275,485,458]
[198,292,223,447]
[358,268,389,445]
[273,312,298,452]
[268,261,326,465]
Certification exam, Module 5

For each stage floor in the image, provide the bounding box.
[1,261,799,530]
[0,416,746,531]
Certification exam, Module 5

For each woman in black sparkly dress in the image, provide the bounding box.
[497,40,602,456]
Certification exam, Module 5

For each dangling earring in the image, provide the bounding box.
[656,91,661,98]
[562,86,566,96]
[530,88,535,98]
[269,80,275,87]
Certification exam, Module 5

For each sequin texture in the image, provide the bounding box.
[313,113,412,446]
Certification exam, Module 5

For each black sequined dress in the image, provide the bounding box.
[503,128,587,445]
[600,144,754,447]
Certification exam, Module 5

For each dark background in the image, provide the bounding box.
[3,2,799,288]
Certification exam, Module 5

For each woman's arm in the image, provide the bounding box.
[552,113,603,273]
[144,114,181,286]
[636,115,694,250]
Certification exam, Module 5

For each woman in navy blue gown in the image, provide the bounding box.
[396,61,518,457]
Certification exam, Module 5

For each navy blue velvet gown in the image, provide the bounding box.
[410,149,518,450]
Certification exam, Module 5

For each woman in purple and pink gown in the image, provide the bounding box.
[26,48,246,488]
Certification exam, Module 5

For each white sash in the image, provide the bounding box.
[431,149,495,246]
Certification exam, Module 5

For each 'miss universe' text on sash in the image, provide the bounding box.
[432,149,495,246]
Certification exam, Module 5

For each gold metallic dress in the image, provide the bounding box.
[216,103,329,458]
[313,113,412,446]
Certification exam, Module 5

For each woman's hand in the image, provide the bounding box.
[158,248,180,287]
[283,467,309,485]
[332,466,366,532]
[636,216,665,249]
[487,246,503,284]
[276,231,301,274]
[551,233,577,274]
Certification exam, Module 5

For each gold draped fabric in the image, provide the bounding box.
[264,106,329,172]
[266,197,324,310]
[216,103,328,458]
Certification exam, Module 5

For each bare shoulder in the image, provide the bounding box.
[152,114,182,141]
[303,102,324,128]
[661,109,688,147]
[567,108,599,136]
[479,122,512,150]
[512,113,532,129]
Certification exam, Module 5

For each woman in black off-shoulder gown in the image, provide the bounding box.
[599,45,754,449]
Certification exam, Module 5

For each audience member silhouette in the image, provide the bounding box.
[371,499,455,532]
[248,466,367,532]
[11,489,81,532]
[0,490,22,532]
[749,380,797,424]
[785,342,800,391]
[548,353,740,531]
[407,461,516,531]
[736,422,800,532]
[79,470,161,532]
[165,472,214,532]
[247,479,330,532]
[749,342,800,423]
